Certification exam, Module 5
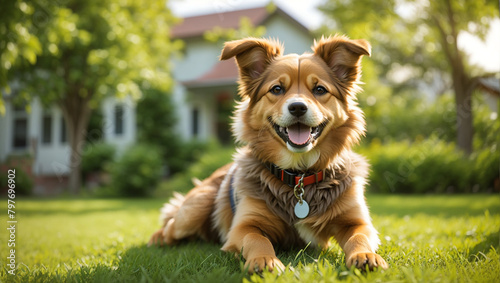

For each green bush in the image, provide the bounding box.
[136,88,188,174]
[360,91,457,144]
[110,144,163,197]
[157,143,234,196]
[359,138,476,193]
[81,142,116,177]
[472,145,500,191]
[359,137,500,194]
[0,167,34,195]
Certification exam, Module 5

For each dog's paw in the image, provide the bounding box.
[245,256,285,274]
[148,229,165,247]
[148,223,178,247]
[346,252,388,271]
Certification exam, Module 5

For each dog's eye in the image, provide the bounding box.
[269,85,285,95]
[313,86,328,96]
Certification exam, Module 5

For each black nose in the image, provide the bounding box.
[288,102,308,117]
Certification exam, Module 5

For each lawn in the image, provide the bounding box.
[1,195,499,282]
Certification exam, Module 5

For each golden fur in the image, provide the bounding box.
[149,36,388,273]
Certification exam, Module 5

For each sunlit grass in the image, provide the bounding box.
[1,195,499,282]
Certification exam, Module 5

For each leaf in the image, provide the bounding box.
[0,100,5,116]
[21,47,37,64]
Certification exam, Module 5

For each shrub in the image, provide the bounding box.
[167,139,212,176]
[81,142,116,177]
[136,88,187,174]
[359,138,474,194]
[0,167,34,195]
[472,145,500,191]
[110,144,163,197]
[157,144,234,196]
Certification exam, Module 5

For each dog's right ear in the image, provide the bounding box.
[220,38,283,96]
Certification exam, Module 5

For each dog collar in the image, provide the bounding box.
[265,163,324,188]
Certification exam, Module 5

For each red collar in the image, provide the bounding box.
[265,163,324,188]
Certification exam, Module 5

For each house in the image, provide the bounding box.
[0,95,136,194]
[0,4,313,193]
[170,5,313,143]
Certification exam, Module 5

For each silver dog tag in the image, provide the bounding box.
[294,200,309,219]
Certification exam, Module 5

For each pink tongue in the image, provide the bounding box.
[287,123,311,145]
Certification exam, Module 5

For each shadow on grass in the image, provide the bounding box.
[74,242,343,282]
[63,242,244,282]
[470,229,500,257]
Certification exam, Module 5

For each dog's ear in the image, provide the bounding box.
[313,36,371,85]
[220,38,283,95]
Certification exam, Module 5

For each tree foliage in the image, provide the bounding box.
[319,0,499,153]
[1,0,181,193]
[10,0,180,104]
[319,0,497,79]
[0,0,42,114]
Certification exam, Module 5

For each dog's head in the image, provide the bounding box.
[221,36,370,171]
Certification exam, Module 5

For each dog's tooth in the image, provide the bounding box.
[279,126,284,133]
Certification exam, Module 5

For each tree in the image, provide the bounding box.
[319,0,499,154]
[1,0,180,193]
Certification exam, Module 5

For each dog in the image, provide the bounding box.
[149,36,388,273]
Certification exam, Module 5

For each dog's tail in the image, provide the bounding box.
[159,192,185,227]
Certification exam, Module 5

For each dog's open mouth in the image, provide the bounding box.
[270,119,326,148]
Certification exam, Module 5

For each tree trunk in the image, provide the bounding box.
[453,84,473,155]
[433,0,474,155]
[60,93,92,194]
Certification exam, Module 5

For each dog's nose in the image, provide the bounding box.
[288,102,308,117]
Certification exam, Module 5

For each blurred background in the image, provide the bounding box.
[1,0,499,197]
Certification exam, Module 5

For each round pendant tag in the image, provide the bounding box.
[294,200,310,219]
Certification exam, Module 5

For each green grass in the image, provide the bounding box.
[1,195,499,282]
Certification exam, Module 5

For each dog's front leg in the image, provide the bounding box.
[337,224,388,270]
[221,197,286,274]
[332,207,388,270]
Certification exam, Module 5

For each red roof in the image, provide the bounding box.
[172,7,270,39]
[171,6,309,39]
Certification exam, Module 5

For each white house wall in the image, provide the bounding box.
[101,96,136,153]
[264,16,313,55]
[171,38,223,140]
[172,83,189,140]
[33,99,71,176]
[173,39,222,82]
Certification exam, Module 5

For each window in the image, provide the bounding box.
[114,104,124,135]
[191,107,199,138]
[60,117,67,143]
[12,118,28,149]
[12,105,28,149]
[42,114,52,144]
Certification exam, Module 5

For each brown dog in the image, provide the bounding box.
[149,36,388,273]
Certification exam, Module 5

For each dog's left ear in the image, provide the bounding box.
[313,36,371,85]
[220,38,283,98]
